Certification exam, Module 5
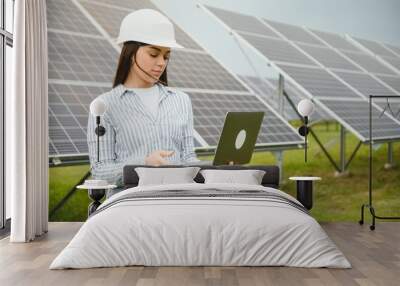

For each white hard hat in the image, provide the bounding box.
[117,9,184,49]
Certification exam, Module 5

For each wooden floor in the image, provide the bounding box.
[0,222,399,286]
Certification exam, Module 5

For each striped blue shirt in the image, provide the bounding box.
[87,83,199,186]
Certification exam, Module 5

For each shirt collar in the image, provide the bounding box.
[116,83,176,98]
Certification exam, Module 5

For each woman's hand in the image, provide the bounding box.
[145,150,175,166]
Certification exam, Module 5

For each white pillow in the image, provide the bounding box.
[200,169,266,185]
[135,167,201,186]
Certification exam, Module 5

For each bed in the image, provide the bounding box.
[50,165,351,269]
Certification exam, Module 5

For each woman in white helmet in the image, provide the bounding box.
[87,9,199,186]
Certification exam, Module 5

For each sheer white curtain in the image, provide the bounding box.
[7,0,48,242]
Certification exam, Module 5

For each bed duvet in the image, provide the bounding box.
[50,183,351,269]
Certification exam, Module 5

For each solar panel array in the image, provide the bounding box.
[206,5,400,142]
[47,0,303,157]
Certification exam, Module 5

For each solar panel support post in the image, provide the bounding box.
[359,95,400,231]
[335,125,349,176]
[278,74,285,116]
[308,128,340,172]
[344,140,362,170]
[274,151,283,184]
[384,142,394,169]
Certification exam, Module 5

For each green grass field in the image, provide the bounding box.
[49,123,400,223]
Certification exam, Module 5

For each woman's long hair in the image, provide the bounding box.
[112,41,168,88]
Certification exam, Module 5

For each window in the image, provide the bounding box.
[5,0,13,33]
[1,0,14,231]
[5,44,11,221]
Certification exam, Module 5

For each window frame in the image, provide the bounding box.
[0,0,14,233]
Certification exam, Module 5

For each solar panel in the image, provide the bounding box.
[353,37,398,58]
[283,83,332,122]
[374,97,400,111]
[276,64,361,99]
[205,6,279,37]
[167,51,248,91]
[189,91,302,146]
[341,51,396,75]
[79,0,129,39]
[238,32,316,66]
[173,26,204,51]
[264,19,323,46]
[193,138,202,148]
[49,143,57,155]
[48,120,70,140]
[297,43,361,71]
[238,75,297,120]
[310,30,360,52]
[92,0,156,10]
[376,75,400,94]
[332,71,397,97]
[52,141,79,154]
[238,76,276,99]
[48,31,118,82]
[47,0,101,36]
[345,36,400,77]
[240,75,329,122]
[380,56,400,72]
[47,0,303,158]
[319,99,400,141]
[385,44,400,57]
[48,82,110,156]
[79,0,203,51]
[49,111,80,155]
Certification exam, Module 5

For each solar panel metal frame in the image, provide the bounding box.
[202,4,400,142]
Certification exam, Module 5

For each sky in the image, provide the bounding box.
[152,0,400,77]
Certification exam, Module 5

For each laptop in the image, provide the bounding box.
[212,112,264,166]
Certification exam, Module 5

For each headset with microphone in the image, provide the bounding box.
[132,48,168,86]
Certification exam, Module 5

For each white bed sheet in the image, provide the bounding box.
[50,183,351,269]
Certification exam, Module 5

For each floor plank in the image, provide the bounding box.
[0,222,399,286]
